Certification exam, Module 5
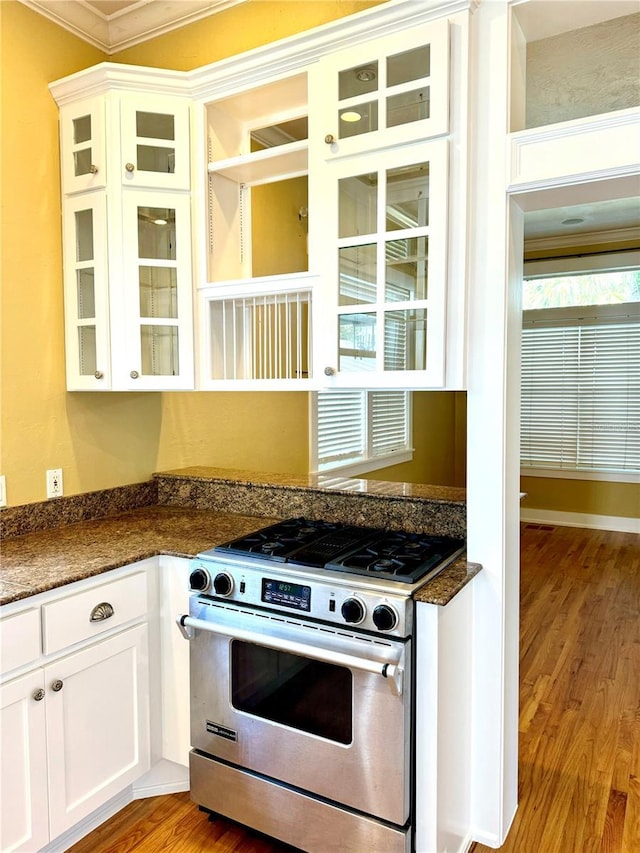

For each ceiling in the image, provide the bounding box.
[19,0,246,53]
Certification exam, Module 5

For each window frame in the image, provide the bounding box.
[520,257,640,484]
[309,389,413,477]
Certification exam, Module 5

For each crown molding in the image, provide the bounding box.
[18,0,247,54]
[524,225,640,253]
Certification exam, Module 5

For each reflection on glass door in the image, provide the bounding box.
[74,207,97,375]
[335,151,439,375]
[136,206,180,376]
[63,193,108,388]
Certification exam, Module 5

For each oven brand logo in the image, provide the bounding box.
[206,720,237,741]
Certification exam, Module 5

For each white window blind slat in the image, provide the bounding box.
[521,320,640,473]
[316,390,410,472]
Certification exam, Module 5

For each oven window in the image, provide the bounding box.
[231,641,353,744]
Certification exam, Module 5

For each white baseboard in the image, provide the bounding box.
[132,758,190,798]
[46,789,133,853]
[521,508,639,534]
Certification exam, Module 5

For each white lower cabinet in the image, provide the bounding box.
[0,670,49,853]
[45,624,150,840]
[0,566,152,853]
[0,624,150,853]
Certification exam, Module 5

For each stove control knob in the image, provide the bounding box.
[372,604,398,632]
[341,597,365,625]
[213,572,234,596]
[189,567,211,593]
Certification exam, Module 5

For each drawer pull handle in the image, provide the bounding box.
[51,679,64,692]
[90,602,115,622]
[33,689,45,701]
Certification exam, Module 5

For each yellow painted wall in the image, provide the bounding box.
[521,476,640,520]
[365,392,467,487]
[1,0,395,507]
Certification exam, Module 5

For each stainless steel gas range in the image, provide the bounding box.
[178,517,464,853]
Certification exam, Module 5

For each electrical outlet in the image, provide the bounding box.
[46,468,63,499]
[0,475,6,507]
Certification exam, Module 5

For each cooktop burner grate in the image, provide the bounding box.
[213,518,464,584]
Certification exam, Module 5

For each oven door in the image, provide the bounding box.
[181,596,411,827]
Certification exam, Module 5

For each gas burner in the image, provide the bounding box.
[210,518,465,585]
[371,559,397,571]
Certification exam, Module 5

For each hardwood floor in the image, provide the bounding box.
[470,523,640,853]
[68,524,640,853]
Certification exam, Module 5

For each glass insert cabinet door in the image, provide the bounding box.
[121,191,194,389]
[62,194,110,389]
[311,18,449,159]
[59,98,107,194]
[119,94,191,190]
[317,138,448,388]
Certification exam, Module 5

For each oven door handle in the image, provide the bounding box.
[177,614,405,696]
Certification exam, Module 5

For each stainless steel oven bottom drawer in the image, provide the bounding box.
[190,750,411,853]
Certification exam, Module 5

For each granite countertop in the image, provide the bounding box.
[0,505,479,608]
[0,506,278,606]
[156,466,467,503]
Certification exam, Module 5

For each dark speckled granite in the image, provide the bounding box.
[0,481,157,540]
[0,507,279,606]
[154,467,466,538]
[413,556,482,605]
[1,468,477,609]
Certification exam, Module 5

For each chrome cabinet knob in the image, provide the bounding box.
[89,164,98,174]
[125,162,135,173]
[51,679,64,692]
[130,370,139,379]
[33,689,45,701]
[324,366,336,376]
[94,370,104,379]
[324,134,335,145]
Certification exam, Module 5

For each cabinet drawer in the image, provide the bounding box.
[0,608,40,674]
[42,571,148,655]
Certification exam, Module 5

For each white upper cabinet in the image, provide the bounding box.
[60,97,107,194]
[311,19,449,161]
[52,73,194,391]
[312,139,449,389]
[119,94,191,190]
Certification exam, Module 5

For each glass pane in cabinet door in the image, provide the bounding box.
[338,313,376,372]
[141,325,179,376]
[73,114,91,144]
[387,45,430,86]
[137,207,176,260]
[72,115,93,177]
[338,101,378,139]
[77,269,96,318]
[339,244,376,305]
[136,111,175,140]
[384,309,427,371]
[386,162,429,231]
[385,237,428,301]
[339,173,377,238]
[78,326,97,375]
[75,209,94,261]
[136,112,175,174]
[139,267,177,318]
[339,61,378,99]
[387,87,430,128]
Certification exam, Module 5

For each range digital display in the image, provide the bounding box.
[262,578,311,611]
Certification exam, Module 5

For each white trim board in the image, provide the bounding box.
[521,508,640,534]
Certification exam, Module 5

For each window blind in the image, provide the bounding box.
[521,316,640,473]
[316,389,410,471]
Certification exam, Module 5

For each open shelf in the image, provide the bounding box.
[207,139,308,186]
